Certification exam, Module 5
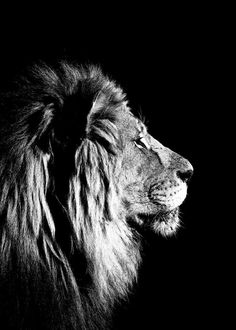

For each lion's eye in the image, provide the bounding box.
[134,137,150,150]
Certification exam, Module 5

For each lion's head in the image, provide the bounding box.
[0,62,193,329]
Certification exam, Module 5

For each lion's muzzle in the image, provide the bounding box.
[149,180,188,210]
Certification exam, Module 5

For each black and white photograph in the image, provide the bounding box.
[0,7,230,329]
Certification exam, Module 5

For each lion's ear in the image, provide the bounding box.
[86,91,106,125]
[51,93,95,150]
[35,97,91,153]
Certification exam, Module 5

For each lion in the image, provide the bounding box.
[0,62,193,329]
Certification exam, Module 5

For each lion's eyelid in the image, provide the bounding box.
[135,136,150,150]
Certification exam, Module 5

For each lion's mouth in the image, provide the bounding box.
[134,207,180,236]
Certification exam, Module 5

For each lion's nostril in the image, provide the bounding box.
[176,169,193,183]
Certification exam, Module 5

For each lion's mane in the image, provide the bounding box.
[0,63,141,329]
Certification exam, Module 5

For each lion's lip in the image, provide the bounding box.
[136,207,179,225]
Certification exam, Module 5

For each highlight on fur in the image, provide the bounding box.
[0,61,193,329]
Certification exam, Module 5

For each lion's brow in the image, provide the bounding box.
[136,118,148,135]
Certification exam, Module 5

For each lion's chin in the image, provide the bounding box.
[152,207,180,236]
[133,207,180,237]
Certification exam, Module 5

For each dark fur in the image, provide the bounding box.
[0,62,141,329]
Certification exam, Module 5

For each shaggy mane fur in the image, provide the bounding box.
[0,62,141,329]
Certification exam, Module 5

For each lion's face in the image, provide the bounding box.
[114,110,193,236]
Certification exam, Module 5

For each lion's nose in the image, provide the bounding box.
[177,169,193,183]
[176,165,193,183]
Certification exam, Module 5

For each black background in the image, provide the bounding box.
[0,7,230,329]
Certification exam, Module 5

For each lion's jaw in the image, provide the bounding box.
[150,180,187,236]
[147,179,188,235]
